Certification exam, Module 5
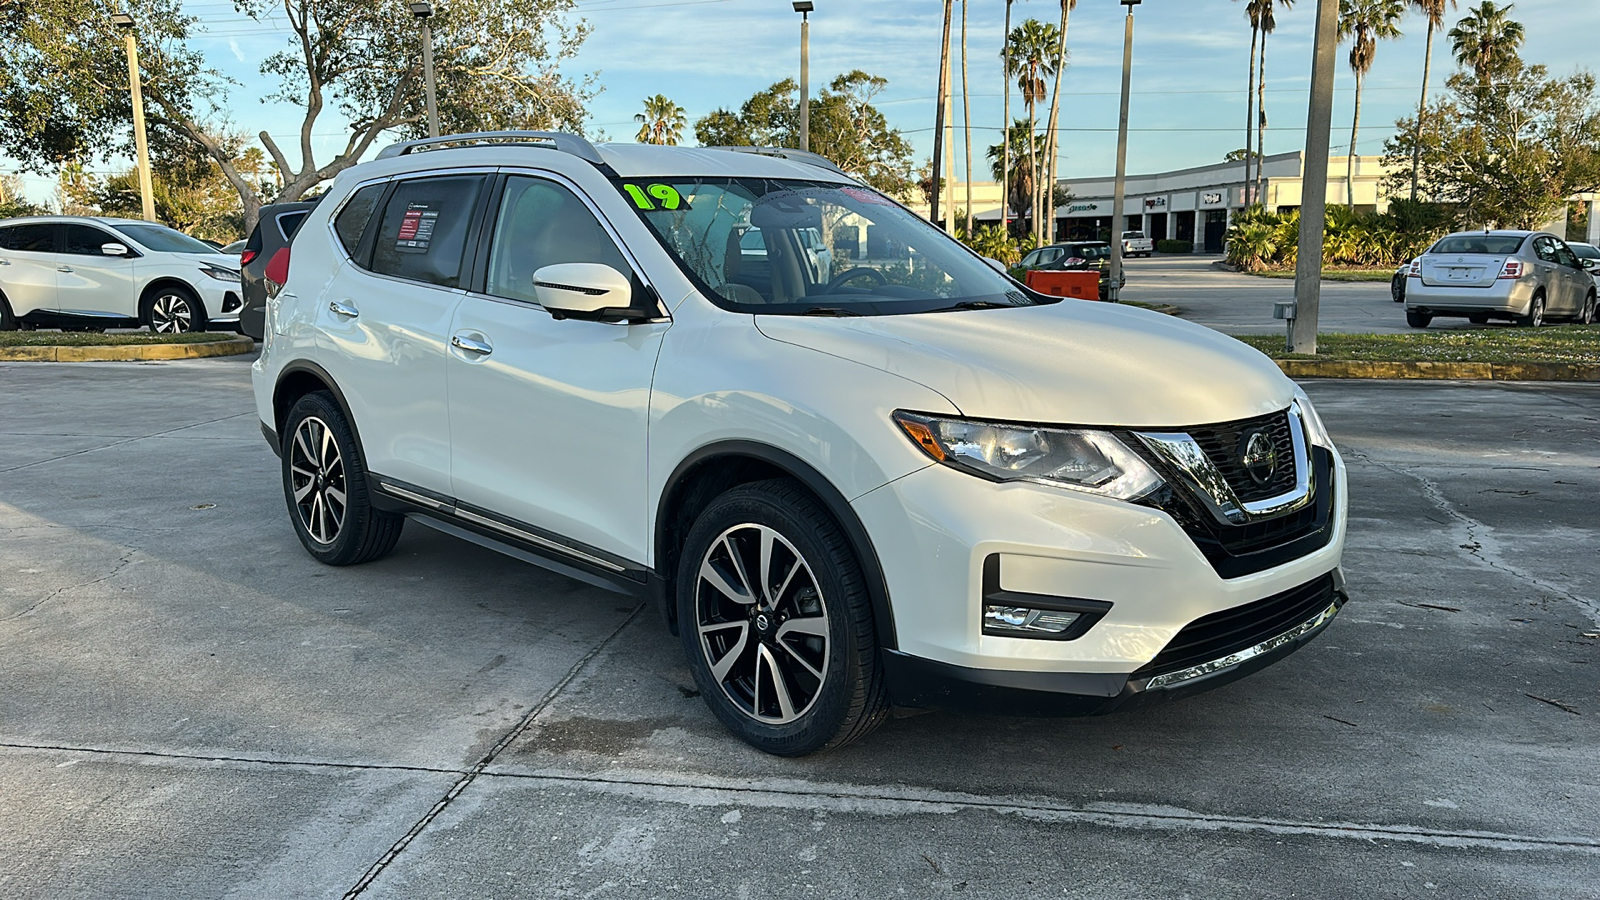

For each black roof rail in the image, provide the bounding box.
[705,146,846,175]
[375,131,605,166]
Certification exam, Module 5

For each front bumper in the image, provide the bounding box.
[196,280,242,325]
[851,441,1347,710]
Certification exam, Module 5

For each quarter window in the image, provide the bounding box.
[334,185,384,257]
[370,176,485,288]
[485,176,633,305]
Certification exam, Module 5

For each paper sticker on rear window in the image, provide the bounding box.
[395,201,440,253]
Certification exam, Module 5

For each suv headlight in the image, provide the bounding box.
[893,411,1164,500]
[1293,388,1334,449]
[199,265,241,283]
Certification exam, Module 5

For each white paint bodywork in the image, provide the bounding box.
[252,140,1348,682]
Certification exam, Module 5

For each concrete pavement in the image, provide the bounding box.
[2,357,1597,898]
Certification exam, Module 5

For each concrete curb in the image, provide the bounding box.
[0,336,255,362]
[1275,359,1600,381]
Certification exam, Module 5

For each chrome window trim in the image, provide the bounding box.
[1134,402,1315,527]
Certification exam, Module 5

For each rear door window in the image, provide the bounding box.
[369,176,485,288]
[1533,237,1558,263]
[0,223,58,252]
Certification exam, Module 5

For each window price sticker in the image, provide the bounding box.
[396,202,440,253]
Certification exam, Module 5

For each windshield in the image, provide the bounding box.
[616,177,1046,315]
[1430,234,1525,255]
[1570,242,1600,260]
[112,223,219,254]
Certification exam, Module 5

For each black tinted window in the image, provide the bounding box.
[369,177,482,287]
[335,185,385,257]
[277,211,309,241]
[64,224,119,255]
[1432,235,1525,255]
[0,223,57,252]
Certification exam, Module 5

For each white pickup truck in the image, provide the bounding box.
[1121,231,1154,258]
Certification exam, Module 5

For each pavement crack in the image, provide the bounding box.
[1343,445,1600,626]
[0,412,252,474]
[340,602,646,899]
[4,550,137,622]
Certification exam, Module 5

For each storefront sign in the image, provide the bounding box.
[1144,197,1167,210]
[1202,192,1224,206]
[1067,203,1100,214]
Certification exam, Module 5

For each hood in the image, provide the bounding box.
[755,301,1293,428]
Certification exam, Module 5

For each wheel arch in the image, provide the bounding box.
[271,361,366,466]
[654,440,898,653]
[139,277,205,319]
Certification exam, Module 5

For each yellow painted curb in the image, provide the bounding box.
[1276,359,1600,381]
[0,337,255,362]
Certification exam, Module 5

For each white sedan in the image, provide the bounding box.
[0,215,243,333]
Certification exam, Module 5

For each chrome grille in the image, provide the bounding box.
[1187,410,1297,503]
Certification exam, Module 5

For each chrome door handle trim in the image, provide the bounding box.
[0,259,11,265]
[328,300,359,318]
[57,265,73,273]
[450,334,492,355]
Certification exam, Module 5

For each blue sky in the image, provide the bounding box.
[9,0,1595,203]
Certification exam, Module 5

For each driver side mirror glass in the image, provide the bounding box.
[101,242,130,257]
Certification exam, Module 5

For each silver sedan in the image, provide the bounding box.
[1403,230,1597,328]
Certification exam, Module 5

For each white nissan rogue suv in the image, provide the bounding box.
[252,132,1348,755]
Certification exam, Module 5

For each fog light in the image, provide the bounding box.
[983,604,1081,636]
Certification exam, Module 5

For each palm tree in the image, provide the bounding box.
[1004,18,1061,247]
[1408,0,1457,199]
[1338,0,1405,208]
[1448,1,1524,88]
[634,95,686,145]
[960,0,973,237]
[1253,0,1294,203]
[932,0,954,229]
[1040,0,1076,244]
[987,120,1048,230]
[1235,0,1263,199]
[1000,0,1014,235]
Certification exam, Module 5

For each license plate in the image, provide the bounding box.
[1446,267,1479,281]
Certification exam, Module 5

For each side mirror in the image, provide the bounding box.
[532,263,642,321]
[1581,258,1596,270]
[101,242,130,257]
[982,256,1008,274]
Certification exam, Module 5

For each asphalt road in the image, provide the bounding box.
[1119,255,1470,335]
[2,356,1597,899]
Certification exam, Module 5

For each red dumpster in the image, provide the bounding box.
[1024,269,1101,300]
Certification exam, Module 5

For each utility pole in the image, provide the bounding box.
[931,0,953,227]
[410,3,441,138]
[794,3,813,151]
[1291,0,1339,354]
[111,13,156,223]
[1108,1,1139,303]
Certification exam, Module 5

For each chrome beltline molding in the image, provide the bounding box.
[1133,402,1316,527]
[1142,596,1342,690]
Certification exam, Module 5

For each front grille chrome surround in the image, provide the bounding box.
[1133,402,1314,527]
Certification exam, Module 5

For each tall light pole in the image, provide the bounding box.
[1108,0,1139,303]
[1290,0,1339,354]
[793,2,812,152]
[410,2,441,138]
[110,13,156,222]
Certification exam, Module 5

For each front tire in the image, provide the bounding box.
[1579,290,1596,326]
[676,479,886,756]
[281,392,404,566]
[145,286,208,333]
[1405,310,1432,328]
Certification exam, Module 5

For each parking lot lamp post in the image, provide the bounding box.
[111,13,156,223]
[410,2,441,138]
[793,2,813,152]
[1108,0,1139,303]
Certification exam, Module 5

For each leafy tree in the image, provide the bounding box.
[692,72,915,198]
[0,174,45,218]
[1407,1,1458,198]
[1,0,592,231]
[635,95,686,145]
[64,142,276,242]
[1449,0,1525,87]
[1382,56,1600,229]
[1339,0,1405,207]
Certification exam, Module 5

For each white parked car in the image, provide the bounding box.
[0,216,243,333]
[252,132,1348,755]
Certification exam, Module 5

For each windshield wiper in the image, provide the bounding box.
[936,300,1014,312]
[800,306,862,317]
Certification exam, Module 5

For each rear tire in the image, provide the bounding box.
[1405,310,1432,329]
[1391,272,1406,302]
[676,479,886,756]
[281,392,404,566]
[0,295,16,331]
[1517,291,1545,328]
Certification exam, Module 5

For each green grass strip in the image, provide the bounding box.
[1237,327,1600,363]
[0,331,236,347]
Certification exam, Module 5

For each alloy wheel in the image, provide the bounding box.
[694,523,830,725]
[150,293,193,333]
[1529,294,1545,328]
[288,416,347,545]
